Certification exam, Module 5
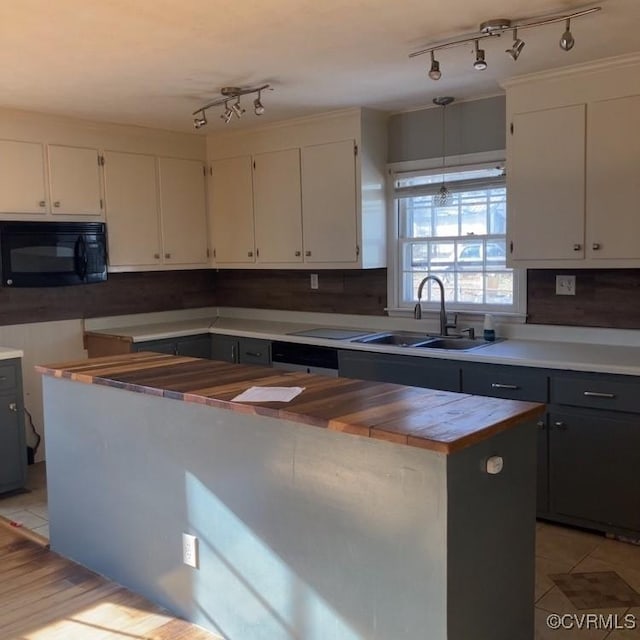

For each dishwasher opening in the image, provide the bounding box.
[271,341,339,377]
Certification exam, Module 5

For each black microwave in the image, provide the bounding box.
[0,221,107,287]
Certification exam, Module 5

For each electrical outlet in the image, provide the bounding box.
[310,273,319,290]
[556,275,576,296]
[182,533,198,569]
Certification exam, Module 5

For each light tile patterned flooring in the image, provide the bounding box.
[2,464,640,637]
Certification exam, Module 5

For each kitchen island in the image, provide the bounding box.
[38,352,544,640]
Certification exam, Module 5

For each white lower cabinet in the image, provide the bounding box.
[104,152,208,270]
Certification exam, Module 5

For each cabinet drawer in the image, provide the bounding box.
[237,339,271,365]
[0,364,17,391]
[462,363,548,402]
[551,374,640,413]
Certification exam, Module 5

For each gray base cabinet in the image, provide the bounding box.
[0,359,26,495]
[132,334,211,359]
[210,335,271,366]
[338,350,461,392]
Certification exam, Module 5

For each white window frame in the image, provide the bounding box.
[386,150,527,320]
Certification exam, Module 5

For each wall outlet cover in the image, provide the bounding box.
[182,533,198,569]
[556,275,576,296]
[310,273,319,290]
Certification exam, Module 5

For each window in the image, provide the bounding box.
[391,160,524,315]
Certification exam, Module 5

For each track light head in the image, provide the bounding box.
[428,50,442,81]
[506,29,525,60]
[253,91,265,115]
[230,99,245,119]
[220,102,233,124]
[473,40,487,70]
[560,18,575,51]
[193,112,207,129]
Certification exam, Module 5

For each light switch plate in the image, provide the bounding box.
[556,275,576,296]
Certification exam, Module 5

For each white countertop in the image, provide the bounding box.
[0,346,23,360]
[86,314,640,377]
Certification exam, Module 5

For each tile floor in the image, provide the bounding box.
[2,463,640,638]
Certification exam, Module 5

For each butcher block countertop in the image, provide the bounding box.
[37,352,544,455]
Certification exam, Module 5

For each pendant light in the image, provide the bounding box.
[433,97,454,208]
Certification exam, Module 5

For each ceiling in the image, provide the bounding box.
[1,0,638,133]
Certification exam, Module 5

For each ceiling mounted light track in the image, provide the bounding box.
[192,84,271,128]
[410,4,601,80]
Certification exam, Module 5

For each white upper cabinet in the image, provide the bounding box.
[206,108,387,269]
[48,145,102,216]
[158,157,208,265]
[103,151,161,267]
[504,54,640,268]
[209,156,255,263]
[586,94,640,261]
[301,139,357,263]
[508,105,586,262]
[253,148,303,263]
[0,140,48,214]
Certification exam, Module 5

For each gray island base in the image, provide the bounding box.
[41,364,537,640]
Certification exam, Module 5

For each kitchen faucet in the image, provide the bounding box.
[414,275,457,336]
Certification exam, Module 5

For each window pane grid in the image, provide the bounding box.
[396,170,513,309]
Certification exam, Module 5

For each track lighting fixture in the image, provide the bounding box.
[473,40,487,70]
[192,84,271,127]
[409,4,601,81]
[559,19,575,51]
[428,51,441,81]
[193,111,207,129]
[506,28,525,60]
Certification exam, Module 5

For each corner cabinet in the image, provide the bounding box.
[103,152,208,270]
[504,54,640,268]
[207,108,387,269]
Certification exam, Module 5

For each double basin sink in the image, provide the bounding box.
[351,331,495,351]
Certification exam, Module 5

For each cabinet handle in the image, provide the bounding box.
[305,250,311,257]
[38,200,46,207]
[231,344,236,362]
[0,376,6,381]
[583,391,615,399]
[553,421,567,430]
[491,383,519,390]
[154,253,160,259]
[244,351,262,358]
[165,253,171,259]
[248,251,253,257]
[8,402,17,412]
[536,420,546,430]
[295,251,301,257]
[592,243,601,251]
[54,201,61,208]
[573,243,581,251]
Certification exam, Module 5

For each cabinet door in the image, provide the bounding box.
[48,145,102,216]
[237,338,271,365]
[211,335,238,363]
[158,157,208,265]
[537,414,549,515]
[338,351,460,392]
[103,151,161,267]
[0,394,26,494]
[508,105,585,261]
[301,140,358,263]
[0,140,48,214]
[210,156,255,263]
[549,408,640,532]
[586,95,640,260]
[176,335,211,359]
[253,149,303,263]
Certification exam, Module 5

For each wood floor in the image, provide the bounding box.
[0,522,221,640]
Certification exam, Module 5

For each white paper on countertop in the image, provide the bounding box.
[232,386,305,403]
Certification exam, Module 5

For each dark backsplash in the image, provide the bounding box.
[527,269,640,329]
[214,269,388,316]
[0,269,218,327]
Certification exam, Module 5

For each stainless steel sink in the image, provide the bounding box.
[351,332,432,347]
[352,332,498,351]
[416,338,491,351]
